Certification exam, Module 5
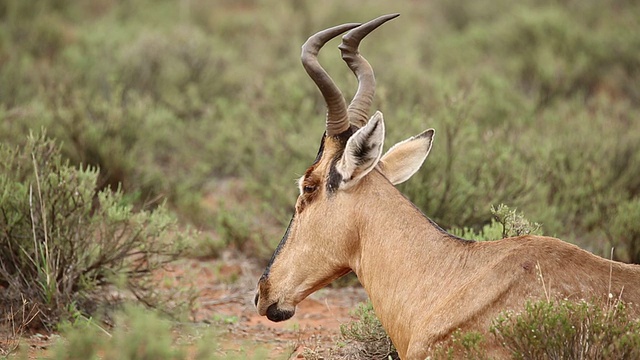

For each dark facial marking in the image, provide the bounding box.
[311,133,326,166]
[261,216,295,279]
[324,125,357,193]
[327,155,344,193]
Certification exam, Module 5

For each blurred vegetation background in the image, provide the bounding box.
[1,0,639,265]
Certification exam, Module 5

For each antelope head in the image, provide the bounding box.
[254,14,434,322]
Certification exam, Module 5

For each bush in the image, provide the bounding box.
[609,199,640,264]
[451,204,543,241]
[54,308,188,360]
[1,0,639,262]
[0,132,189,330]
[337,302,398,360]
[47,305,269,360]
[491,299,640,360]
[429,329,489,360]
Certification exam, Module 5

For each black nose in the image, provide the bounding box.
[266,303,295,322]
[254,292,259,307]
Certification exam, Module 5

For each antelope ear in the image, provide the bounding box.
[379,128,434,185]
[336,111,385,189]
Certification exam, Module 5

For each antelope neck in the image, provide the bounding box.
[348,172,475,351]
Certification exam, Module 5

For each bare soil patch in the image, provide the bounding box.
[181,251,368,358]
[2,251,368,359]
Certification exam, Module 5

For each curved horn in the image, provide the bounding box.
[339,13,399,128]
[302,23,361,136]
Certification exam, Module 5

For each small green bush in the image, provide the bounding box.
[491,299,640,360]
[491,204,543,239]
[0,132,188,329]
[610,198,640,264]
[337,302,398,360]
[429,298,640,359]
[429,329,489,360]
[450,204,543,241]
[48,305,272,360]
[53,306,201,360]
[450,219,505,242]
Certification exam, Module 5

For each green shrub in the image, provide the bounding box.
[491,204,543,239]
[0,132,188,329]
[450,219,505,242]
[450,204,543,241]
[0,0,639,263]
[338,302,398,360]
[609,199,640,264]
[491,299,640,360]
[48,305,267,360]
[429,329,489,360]
[429,298,640,360]
[55,307,191,360]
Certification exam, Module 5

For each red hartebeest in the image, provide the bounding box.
[254,14,640,359]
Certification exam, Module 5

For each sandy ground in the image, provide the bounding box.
[186,251,369,358]
[2,251,369,359]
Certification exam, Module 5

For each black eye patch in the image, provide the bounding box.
[326,155,343,193]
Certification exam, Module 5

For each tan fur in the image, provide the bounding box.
[379,129,434,185]
[257,136,640,359]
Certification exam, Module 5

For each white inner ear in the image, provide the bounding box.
[336,111,385,189]
[379,128,434,185]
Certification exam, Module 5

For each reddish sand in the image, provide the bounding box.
[2,252,368,359]
[181,253,368,358]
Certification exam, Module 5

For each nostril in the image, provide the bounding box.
[254,292,259,307]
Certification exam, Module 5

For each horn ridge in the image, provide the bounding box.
[301,23,361,136]
[339,13,400,128]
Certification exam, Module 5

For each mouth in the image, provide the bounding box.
[255,294,296,321]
